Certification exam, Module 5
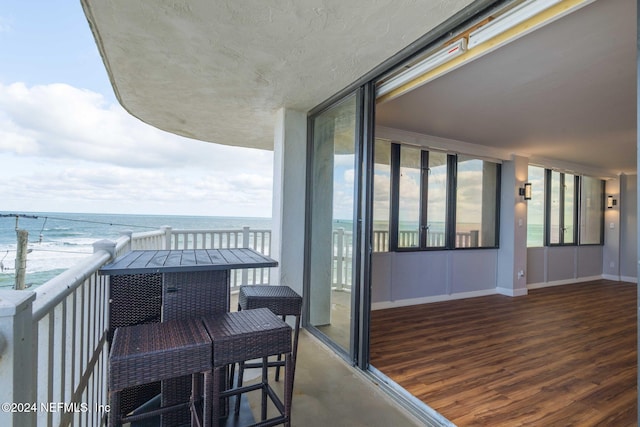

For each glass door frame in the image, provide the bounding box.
[301,0,502,369]
[303,83,375,367]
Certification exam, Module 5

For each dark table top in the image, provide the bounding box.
[99,248,278,275]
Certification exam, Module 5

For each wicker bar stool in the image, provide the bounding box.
[202,308,293,427]
[234,285,302,415]
[108,318,213,427]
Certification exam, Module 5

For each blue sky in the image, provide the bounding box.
[0,1,273,217]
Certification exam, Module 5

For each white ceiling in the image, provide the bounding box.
[376,0,637,175]
[80,0,475,150]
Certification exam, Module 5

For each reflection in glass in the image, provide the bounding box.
[397,146,421,248]
[549,171,561,244]
[563,174,575,244]
[373,139,391,252]
[580,176,604,244]
[526,165,545,247]
[426,152,447,247]
[309,94,357,352]
[455,156,498,248]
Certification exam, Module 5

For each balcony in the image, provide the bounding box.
[0,226,423,426]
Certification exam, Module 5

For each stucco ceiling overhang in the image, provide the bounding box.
[80,0,476,151]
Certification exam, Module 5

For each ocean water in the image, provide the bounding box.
[0,212,271,290]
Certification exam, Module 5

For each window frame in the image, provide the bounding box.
[577,177,605,246]
[383,141,501,252]
[543,169,604,247]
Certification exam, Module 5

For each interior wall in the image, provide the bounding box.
[371,250,498,309]
[620,174,638,281]
[527,246,604,288]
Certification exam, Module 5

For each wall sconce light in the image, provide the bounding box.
[607,195,617,209]
[519,183,532,200]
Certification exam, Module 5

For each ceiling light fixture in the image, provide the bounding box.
[468,0,563,49]
[377,38,467,98]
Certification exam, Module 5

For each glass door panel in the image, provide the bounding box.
[308,93,358,353]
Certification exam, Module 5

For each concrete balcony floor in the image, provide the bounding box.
[242,329,423,427]
[229,291,422,426]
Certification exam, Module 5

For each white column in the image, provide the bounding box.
[497,155,529,296]
[0,291,37,427]
[271,108,307,297]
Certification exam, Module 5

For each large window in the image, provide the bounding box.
[426,152,448,247]
[579,176,604,245]
[372,141,500,251]
[527,167,604,247]
[527,165,545,247]
[455,156,499,248]
[547,171,577,245]
[373,139,392,252]
[397,146,421,248]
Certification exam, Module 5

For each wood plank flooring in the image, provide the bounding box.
[370,280,637,426]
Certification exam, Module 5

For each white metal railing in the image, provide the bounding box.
[126,226,273,289]
[337,229,481,291]
[0,236,129,427]
[0,226,273,427]
[372,229,480,251]
[169,226,272,288]
[332,228,352,291]
[121,226,272,289]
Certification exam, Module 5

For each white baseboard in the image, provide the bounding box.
[371,275,637,310]
[602,274,638,284]
[372,289,498,310]
[496,287,528,297]
[528,275,614,290]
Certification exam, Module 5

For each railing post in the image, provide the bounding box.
[0,291,37,427]
[119,230,133,252]
[335,228,344,291]
[161,226,172,250]
[241,227,250,285]
[93,239,117,259]
[470,230,480,247]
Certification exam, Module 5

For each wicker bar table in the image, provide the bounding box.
[100,248,278,426]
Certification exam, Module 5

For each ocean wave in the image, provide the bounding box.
[0,268,68,289]
[43,226,73,231]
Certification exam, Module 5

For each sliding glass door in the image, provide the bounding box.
[307,91,362,356]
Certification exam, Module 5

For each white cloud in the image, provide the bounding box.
[0,82,272,168]
[0,82,274,216]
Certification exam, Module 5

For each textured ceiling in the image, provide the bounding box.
[376,0,637,175]
[80,0,475,150]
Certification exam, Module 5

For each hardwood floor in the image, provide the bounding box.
[370,280,637,426]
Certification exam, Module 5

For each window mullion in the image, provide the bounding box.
[576,175,582,245]
[559,173,565,245]
[544,169,551,246]
[420,150,429,249]
[389,143,401,251]
[446,154,457,249]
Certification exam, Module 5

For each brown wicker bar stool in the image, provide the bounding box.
[108,318,213,427]
[202,308,293,427]
[234,285,302,415]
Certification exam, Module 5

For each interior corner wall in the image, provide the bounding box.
[271,108,307,297]
[603,178,621,281]
[497,155,528,296]
[620,174,638,281]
